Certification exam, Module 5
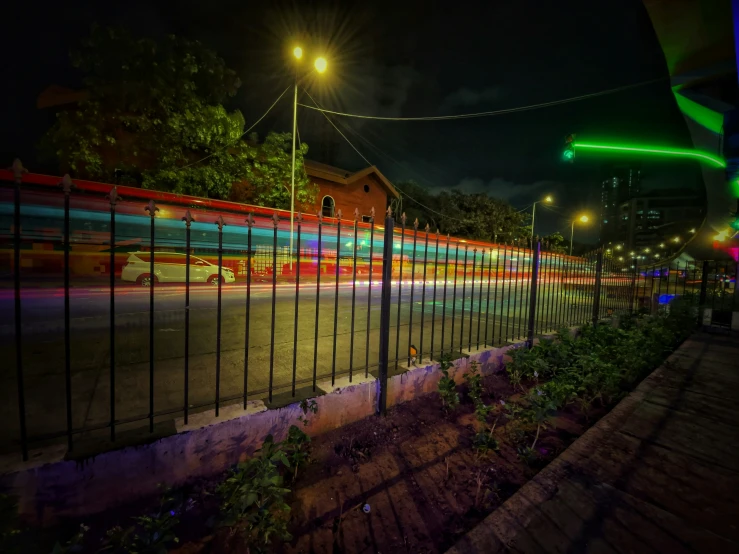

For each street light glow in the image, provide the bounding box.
[545,195,553,203]
[314,57,327,73]
[293,46,303,59]
[659,243,665,248]
[644,248,651,253]
[673,236,680,243]
[579,215,589,223]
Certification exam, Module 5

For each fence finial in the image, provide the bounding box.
[370,207,376,221]
[354,208,359,221]
[215,214,226,230]
[413,218,419,230]
[145,200,159,216]
[424,223,430,233]
[246,213,255,228]
[386,206,392,218]
[60,174,74,194]
[296,212,303,224]
[317,210,323,223]
[10,159,27,181]
[107,186,121,206]
[336,209,343,220]
[400,212,407,226]
[182,210,194,227]
[272,211,280,228]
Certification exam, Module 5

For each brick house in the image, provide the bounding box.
[304,160,399,221]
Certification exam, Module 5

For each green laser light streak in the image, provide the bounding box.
[572,142,726,168]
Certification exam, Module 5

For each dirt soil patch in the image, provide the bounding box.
[281,374,600,554]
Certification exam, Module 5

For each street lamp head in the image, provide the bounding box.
[578,215,589,223]
[659,243,665,248]
[644,248,651,253]
[545,195,553,203]
[615,244,623,251]
[673,236,680,243]
[314,57,327,73]
[293,46,303,60]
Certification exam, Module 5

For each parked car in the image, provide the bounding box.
[121,252,235,286]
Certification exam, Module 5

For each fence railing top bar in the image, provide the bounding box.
[2,169,591,262]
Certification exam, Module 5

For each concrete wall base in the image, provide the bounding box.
[0,340,530,526]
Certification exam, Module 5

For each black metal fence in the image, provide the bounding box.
[0,165,731,459]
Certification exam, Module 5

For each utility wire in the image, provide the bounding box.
[302,88,374,167]
[298,77,665,122]
[180,85,291,169]
[303,89,470,225]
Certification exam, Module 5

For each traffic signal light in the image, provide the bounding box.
[563,134,576,162]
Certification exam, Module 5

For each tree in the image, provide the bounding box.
[437,191,530,244]
[228,132,317,211]
[42,26,316,206]
[541,232,567,254]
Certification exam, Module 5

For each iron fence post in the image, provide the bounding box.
[61,175,74,451]
[215,215,225,413]
[526,241,541,347]
[592,250,603,326]
[629,256,638,314]
[11,160,28,460]
[182,210,193,425]
[377,208,394,415]
[698,260,710,326]
[108,187,120,440]
[145,200,159,433]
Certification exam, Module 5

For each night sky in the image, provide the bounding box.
[3,0,703,239]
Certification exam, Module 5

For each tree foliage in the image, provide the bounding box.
[393,181,530,243]
[542,232,567,254]
[42,25,315,206]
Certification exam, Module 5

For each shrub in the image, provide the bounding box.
[217,435,292,551]
[437,354,460,411]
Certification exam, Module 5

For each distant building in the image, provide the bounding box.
[600,165,642,244]
[613,189,704,250]
[304,160,399,220]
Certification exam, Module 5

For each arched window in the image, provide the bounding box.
[321,195,335,218]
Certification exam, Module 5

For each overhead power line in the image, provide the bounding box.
[297,77,665,122]
[181,85,291,169]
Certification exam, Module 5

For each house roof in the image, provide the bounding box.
[304,159,399,199]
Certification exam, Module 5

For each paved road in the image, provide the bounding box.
[0,276,612,452]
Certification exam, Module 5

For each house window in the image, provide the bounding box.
[361,215,373,223]
[321,195,335,218]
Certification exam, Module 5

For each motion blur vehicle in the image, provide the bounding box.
[121,252,236,286]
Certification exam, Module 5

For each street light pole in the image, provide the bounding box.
[289,74,298,271]
[569,220,576,257]
[531,196,552,243]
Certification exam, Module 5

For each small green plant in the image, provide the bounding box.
[51,524,89,554]
[437,355,460,411]
[298,399,318,426]
[0,494,21,553]
[283,425,312,481]
[101,487,180,553]
[520,388,558,451]
[464,361,499,458]
[217,435,292,552]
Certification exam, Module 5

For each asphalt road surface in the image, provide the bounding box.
[0,275,616,452]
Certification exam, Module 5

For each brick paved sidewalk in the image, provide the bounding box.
[448,331,739,554]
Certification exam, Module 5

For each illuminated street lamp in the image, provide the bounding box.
[569,214,589,256]
[644,247,651,253]
[615,244,623,251]
[290,46,328,268]
[659,243,665,248]
[531,195,553,242]
[673,236,680,243]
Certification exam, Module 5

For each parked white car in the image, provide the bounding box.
[121,252,236,286]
